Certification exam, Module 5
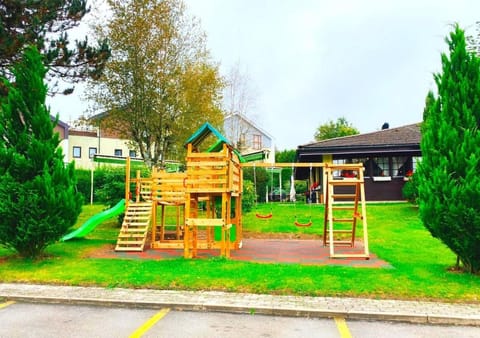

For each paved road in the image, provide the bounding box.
[1,301,480,338]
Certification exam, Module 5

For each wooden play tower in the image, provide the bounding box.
[182,123,243,258]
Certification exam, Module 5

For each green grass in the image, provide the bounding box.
[1,202,479,302]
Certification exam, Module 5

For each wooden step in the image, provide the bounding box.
[332,194,357,200]
[118,230,147,236]
[332,218,354,222]
[115,202,152,252]
[116,239,145,244]
[332,206,355,210]
[114,246,144,252]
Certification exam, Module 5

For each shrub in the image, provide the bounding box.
[75,169,92,203]
[242,180,255,213]
[402,174,418,205]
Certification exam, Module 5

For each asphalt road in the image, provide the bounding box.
[1,301,479,338]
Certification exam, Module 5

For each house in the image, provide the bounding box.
[223,112,275,163]
[55,116,137,169]
[295,123,421,201]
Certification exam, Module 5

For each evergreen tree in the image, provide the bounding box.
[0,46,82,259]
[0,1,110,94]
[417,25,480,274]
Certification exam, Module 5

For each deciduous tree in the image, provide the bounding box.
[85,0,224,167]
[314,117,359,141]
[417,25,480,274]
[0,46,83,259]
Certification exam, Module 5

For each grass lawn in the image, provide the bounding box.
[1,202,479,302]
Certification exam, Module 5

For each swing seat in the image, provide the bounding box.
[294,220,312,227]
[256,213,273,219]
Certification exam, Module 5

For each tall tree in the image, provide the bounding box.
[417,25,480,274]
[0,1,110,94]
[85,0,224,167]
[314,117,359,141]
[0,46,83,259]
[223,61,258,150]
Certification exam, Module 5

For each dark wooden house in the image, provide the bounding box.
[295,123,421,201]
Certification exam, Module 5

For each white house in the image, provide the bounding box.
[223,112,275,163]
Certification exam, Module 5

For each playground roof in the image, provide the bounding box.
[185,122,232,148]
[207,140,246,162]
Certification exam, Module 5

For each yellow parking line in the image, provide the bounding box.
[129,308,170,338]
[334,317,353,338]
[0,300,15,309]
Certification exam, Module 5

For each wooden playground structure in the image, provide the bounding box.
[114,123,369,259]
[115,123,243,258]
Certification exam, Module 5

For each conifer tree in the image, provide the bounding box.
[417,25,480,273]
[0,46,82,259]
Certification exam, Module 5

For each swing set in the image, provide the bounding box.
[243,161,370,259]
[250,163,316,227]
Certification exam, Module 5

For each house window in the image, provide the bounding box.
[114,149,122,157]
[89,147,97,159]
[393,156,409,176]
[238,133,246,149]
[373,157,389,176]
[72,146,81,158]
[363,157,386,177]
[129,150,136,158]
[253,134,262,150]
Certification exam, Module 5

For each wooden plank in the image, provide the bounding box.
[332,194,356,199]
[332,218,355,222]
[185,218,225,226]
[116,240,145,245]
[114,247,144,252]
[241,162,327,168]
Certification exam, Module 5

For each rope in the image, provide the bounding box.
[294,164,313,227]
[254,163,272,219]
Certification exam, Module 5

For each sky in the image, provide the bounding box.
[47,0,480,150]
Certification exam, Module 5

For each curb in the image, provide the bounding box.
[1,283,480,327]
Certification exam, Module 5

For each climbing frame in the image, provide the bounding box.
[323,163,369,259]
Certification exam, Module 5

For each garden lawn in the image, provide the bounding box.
[1,202,479,302]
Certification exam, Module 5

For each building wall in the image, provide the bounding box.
[68,130,135,169]
[224,114,274,163]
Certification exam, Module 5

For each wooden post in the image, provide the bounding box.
[125,157,131,208]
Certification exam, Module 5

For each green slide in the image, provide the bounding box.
[61,199,126,241]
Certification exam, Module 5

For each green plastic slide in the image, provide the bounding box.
[61,199,126,241]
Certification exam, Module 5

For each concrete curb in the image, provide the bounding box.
[1,283,479,326]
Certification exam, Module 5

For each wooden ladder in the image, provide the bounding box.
[115,202,152,252]
[323,164,369,259]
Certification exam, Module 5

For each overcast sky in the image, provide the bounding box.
[48,0,480,150]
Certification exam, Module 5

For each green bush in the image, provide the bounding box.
[402,174,418,204]
[75,169,92,203]
[242,180,255,213]
[243,167,268,202]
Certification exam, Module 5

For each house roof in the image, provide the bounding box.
[224,112,273,140]
[297,123,421,157]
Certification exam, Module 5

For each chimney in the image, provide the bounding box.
[381,122,389,130]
